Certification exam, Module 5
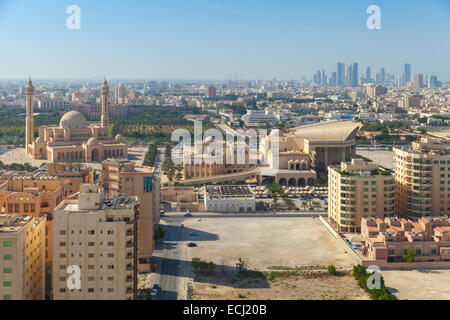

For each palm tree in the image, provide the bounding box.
[272,195,278,211]
[302,201,307,211]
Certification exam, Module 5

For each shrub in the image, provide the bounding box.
[327,264,337,276]
[352,265,397,300]
[403,247,415,262]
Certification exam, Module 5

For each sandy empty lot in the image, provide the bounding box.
[191,272,369,300]
[381,269,450,300]
[183,217,354,270]
[183,217,366,300]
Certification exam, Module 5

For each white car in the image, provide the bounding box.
[150,288,158,297]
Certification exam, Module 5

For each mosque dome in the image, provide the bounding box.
[87,137,100,146]
[59,111,88,129]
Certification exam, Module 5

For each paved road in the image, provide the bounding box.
[153,147,165,178]
[150,218,188,300]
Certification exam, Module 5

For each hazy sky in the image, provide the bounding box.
[0,0,449,80]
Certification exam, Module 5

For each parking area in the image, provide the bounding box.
[183,217,353,269]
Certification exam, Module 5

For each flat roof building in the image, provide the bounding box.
[0,214,46,300]
[204,185,255,213]
[361,216,450,266]
[394,138,450,217]
[52,184,140,300]
[101,159,160,272]
[328,159,395,233]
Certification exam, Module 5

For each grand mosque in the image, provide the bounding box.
[25,79,127,163]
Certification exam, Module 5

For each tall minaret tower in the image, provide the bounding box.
[25,79,35,153]
[101,79,109,129]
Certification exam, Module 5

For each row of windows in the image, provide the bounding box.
[59,241,115,246]
[60,230,115,235]
[59,264,116,270]
[5,203,36,213]
[60,288,115,293]
[59,253,115,258]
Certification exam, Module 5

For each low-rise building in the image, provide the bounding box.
[204,185,255,213]
[361,216,450,265]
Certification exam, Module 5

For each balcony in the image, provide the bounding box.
[126,242,134,248]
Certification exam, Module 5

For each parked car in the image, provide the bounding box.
[187,242,197,247]
[150,288,158,297]
[184,213,192,217]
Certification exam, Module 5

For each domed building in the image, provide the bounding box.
[26,80,128,163]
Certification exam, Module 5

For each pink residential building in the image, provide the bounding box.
[361,216,450,265]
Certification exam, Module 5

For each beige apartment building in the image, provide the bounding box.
[47,163,94,196]
[0,176,70,263]
[0,214,46,300]
[394,138,450,217]
[52,184,139,300]
[328,159,395,232]
[101,160,160,272]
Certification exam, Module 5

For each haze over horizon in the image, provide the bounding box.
[0,0,449,81]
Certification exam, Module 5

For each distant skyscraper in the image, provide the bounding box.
[428,75,438,88]
[366,67,371,81]
[330,72,337,86]
[337,62,345,86]
[349,63,358,87]
[404,63,411,85]
[321,70,327,86]
[114,83,127,104]
[380,68,385,83]
[208,85,216,98]
[414,73,424,90]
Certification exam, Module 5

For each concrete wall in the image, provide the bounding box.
[319,215,363,265]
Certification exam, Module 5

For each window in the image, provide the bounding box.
[3,241,12,247]
[144,176,153,193]
[3,281,11,287]
[3,268,12,273]
[3,295,12,300]
[4,255,12,260]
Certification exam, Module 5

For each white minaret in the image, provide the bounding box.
[101,79,109,129]
[25,79,35,152]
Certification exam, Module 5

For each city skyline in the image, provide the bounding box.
[0,0,449,81]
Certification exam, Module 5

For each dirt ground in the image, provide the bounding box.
[381,269,450,300]
[183,217,354,269]
[183,217,367,300]
[190,271,370,300]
